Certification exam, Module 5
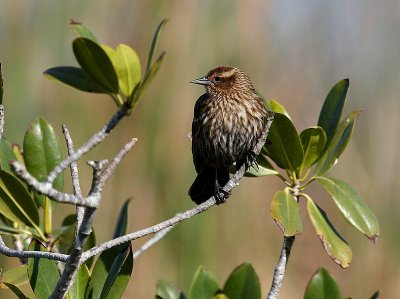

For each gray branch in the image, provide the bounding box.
[62,125,84,227]
[266,236,295,299]
[0,236,69,262]
[46,105,128,184]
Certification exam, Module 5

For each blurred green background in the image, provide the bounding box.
[0,1,398,298]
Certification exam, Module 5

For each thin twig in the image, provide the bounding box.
[132,226,174,259]
[99,138,138,189]
[0,104,4,139]
[62,125,84,227]
[0,236,68,262]
[46,105,129,184]
[80,113,275,263]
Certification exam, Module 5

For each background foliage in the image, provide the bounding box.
[0,1,397,298]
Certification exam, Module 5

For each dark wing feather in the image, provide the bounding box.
[191,93,209,173]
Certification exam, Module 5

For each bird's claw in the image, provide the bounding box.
[214,185,230,205]
[245,151,259,171]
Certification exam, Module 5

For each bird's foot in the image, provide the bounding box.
[214,184,230,205]
[244,151,259,171]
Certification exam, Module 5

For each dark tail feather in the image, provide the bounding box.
[189,168,230,204]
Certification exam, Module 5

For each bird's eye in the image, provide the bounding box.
[214,76,221,82]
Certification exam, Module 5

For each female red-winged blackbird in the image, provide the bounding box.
[189,66,270,205]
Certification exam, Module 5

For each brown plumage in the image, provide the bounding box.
[189,66,270,204]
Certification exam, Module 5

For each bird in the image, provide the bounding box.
[189,65,270,205]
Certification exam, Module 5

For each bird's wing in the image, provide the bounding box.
[191,93,209,173]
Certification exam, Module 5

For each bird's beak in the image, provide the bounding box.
[190,76,211,86]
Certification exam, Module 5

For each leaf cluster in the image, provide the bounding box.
[0,19,168,298]
[250,80,380,268]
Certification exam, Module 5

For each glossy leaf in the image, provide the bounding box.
[129,51,165,108]
[223,263,261,299]
[315,110,361,176]
[0,170,41,231]
[23,117,64,207]
[73,38,119,94]
[2,283,29,299]
[103,45,141,97]
[268,100,291,119]
[318,79,349,147]
[0,63,3,104]
[69,265,90,299]
[300,127,327,169]
[307,196,352,268]
[188,266,220,299]
[70,20,99,43]
[264,113,304,171]
[270,189,302,236]
[145,19,168,76]
[316,176,380,243]
[88,243,133,299]
[0,138,18,174]
[0,265,29,288]
[243,154,278,177]
[44,66,109,93]
[156,280,186,299]
[113,198,132,238]
[304,267,341,299]
[27,240,60,298]
[212,295,229,299]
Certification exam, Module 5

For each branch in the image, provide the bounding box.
[81,113,275,263]
[132,226,174,259]
[0,236,68,262]
[46,104,129,184]
[266,236,295,299]
[62,125,84,226]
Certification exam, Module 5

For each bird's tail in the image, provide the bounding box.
[189,168,230,204]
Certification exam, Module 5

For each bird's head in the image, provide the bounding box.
[191,66,255,96]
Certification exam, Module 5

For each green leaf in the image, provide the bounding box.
[299,127,327,169]
[27,240,60,298]
[268,100,291,119]
[113,198,132,238]
[12,144,24,165]
[128,51,165,108]
[0,265,29,288]
[0,63,3,104]
[223,263,261,299]
[315,110,361,176]
[306,196,352,268]
[264,113,304,171]
[304,267,342,299]
[212,295,229,299]
[73,38,119,94]
[2,282,29,299]
[0,138,18,174]
[0,225,33,236]
[145,19,168,77]
[103,45,141,97]
[188,266,220,299]
[88,244,134,299]
[156,280,186,299]
[270,189,302,236]
[44,67,109,93]
[0,170,42,235]
[23,117,64,207]
[318,79,349,147]
[69,265,90,299]
[316,177,380,243]
[243,154,278,177]
[70,20,99,43]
